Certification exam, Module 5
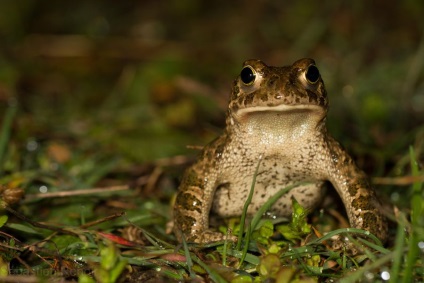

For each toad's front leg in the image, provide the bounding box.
[325,137,388,243]
[173,167,233,243]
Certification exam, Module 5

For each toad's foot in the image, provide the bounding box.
[178,229,237,244]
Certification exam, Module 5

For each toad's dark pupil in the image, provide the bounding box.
[305,65,320,83]
[240,67,256,84]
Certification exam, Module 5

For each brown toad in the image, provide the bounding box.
[173,58,387,243]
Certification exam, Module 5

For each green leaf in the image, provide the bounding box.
[257,253,281,279]
[252,220,274,245]
[49,234,81,251]
[109,259,128,282]
[100,243,118,270]
[6,223,42,235]
[231,275,253,283]
[0,215,8,228]
[276,197,311,242]
[78,274,96,283]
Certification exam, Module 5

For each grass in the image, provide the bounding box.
[0,148,421,282]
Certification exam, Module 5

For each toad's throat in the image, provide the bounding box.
[233,104,326,136]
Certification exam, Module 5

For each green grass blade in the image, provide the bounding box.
[181,234,196,279]
[250,182,305,232]
[389,212,407,283]
[220,248,260,265]
[401,146,423,283]
[238,222,251,268]
[222,236,228,266]
[309,227,382,247]
[191,254,228,283]
[236,155,263,251]
[339,252,393,283]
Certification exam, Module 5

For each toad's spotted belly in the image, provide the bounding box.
[212,180,324,217]
[211,153,326,217]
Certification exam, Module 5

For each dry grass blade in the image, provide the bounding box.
[373,175,424,185]
[24,185,130,201]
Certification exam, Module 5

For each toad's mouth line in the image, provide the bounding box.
[234,104,325,117]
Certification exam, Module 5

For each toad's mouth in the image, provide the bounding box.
[234,103,326,119]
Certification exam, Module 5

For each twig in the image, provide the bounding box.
[24,185,129,201]
[4,206,78,236]
[372,175,424,186]
[0,275,39,283]
[154,155,193,166]
[145,166,163,194]
[80,212,126,229]
[0,242,24,252]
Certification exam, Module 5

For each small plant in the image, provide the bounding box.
[79,241,128,283]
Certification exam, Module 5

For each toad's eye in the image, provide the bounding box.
[305,65,320,84]
[240,66,256,85]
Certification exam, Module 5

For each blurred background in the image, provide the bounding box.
[0,0,423,187]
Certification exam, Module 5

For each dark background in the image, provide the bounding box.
[0,0,423,189]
